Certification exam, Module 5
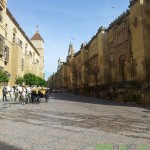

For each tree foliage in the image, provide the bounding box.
[23,73,46,86]
[15,76,24,86]
[0,70,9,83]
[24,73,35,86]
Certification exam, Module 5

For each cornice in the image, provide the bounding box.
[6,8,40,56]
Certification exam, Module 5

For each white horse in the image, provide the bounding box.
[9,86,15,101]
[15,86,23,93]
[6,86,11,92]
[4,86,15,101]
[14,86,26,101]
[26,87,31,94]
[17,86,32,104]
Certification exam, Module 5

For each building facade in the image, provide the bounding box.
[48,0,150,104]
[0,0,44,87]
[129,0,150,81]
[107,10,132,83]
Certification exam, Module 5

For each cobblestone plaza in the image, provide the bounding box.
[0,93,150,150]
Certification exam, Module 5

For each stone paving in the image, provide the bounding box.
[0,93,150,150]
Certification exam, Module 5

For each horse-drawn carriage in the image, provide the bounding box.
[31,87,50,103]
[3,86,51,104]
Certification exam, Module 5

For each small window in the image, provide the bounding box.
[0,34,4,56]
[5,24,8,29]
[30,51,32,57]
[25,46,27,55]
[5,32,7,38]
[13,33,16,43]
[4,46,9,63]
[0,10,3,22]
[4,62,7,66]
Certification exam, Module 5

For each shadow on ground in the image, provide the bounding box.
[50,92,150,109]
[0,141,23,150]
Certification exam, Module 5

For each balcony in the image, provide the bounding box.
[4,54,9,62]
[13,38,23,47]
[0,36,4,56]
[4,47,9,63]
[25,51,33,58]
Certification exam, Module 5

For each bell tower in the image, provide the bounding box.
[67,43,74,60]
[31,28,44,79]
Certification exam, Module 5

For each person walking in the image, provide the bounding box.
[2,86,8,101]
[21,85,27,105]
[9,86,14,101]
[14,86,19,101]
[45,88,51,102]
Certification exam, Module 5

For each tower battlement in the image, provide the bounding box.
[129,0,138,7]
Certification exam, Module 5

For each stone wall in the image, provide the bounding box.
[80,81,150,106]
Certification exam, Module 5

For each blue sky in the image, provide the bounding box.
[7,0,129,80]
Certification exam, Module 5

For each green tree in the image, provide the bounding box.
[0,70,9,83]
[34,76,46,86]
[23,73,46,86]
[38,78,46,87]
[24,73,36,86]
[15,76,24,86]
[34,76,40,86]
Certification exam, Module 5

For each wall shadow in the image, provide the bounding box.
[0,141,23,150]
[50,92,150,110]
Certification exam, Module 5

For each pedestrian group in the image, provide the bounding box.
[2,85,51,105]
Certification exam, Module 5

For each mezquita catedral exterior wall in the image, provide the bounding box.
[48,0,150,106]
[0,0,44,91]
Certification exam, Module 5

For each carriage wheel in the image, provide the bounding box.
[37,97,41,104]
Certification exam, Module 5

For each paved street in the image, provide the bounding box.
[0,93,150,150]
